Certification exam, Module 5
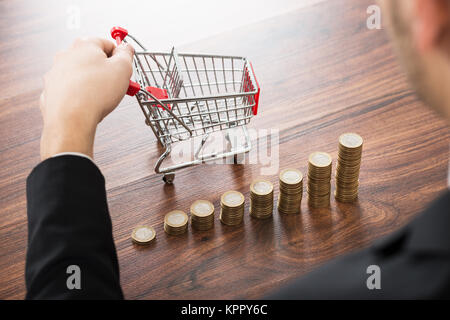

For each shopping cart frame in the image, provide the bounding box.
[111,27,260,183]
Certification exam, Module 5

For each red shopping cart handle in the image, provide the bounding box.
[125,80,139,96]
[110,26,141,96]
[111,26,128,45]
[125,81,171,110]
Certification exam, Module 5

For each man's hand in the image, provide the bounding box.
[40,37,134,160]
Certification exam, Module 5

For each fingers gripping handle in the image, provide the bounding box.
[110,26,140,96]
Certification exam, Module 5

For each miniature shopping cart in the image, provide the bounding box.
[111,27,260,183]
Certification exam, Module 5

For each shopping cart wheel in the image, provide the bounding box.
[163,173,175,184]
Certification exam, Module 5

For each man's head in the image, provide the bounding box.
[380,0,450,123]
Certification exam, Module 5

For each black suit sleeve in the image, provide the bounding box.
[25,155,123,299]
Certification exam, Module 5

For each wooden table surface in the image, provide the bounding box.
[1,0,449,299]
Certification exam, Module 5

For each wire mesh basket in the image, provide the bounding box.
[111,27,260,183]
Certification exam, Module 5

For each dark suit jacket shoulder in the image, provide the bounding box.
[268,190,450,299]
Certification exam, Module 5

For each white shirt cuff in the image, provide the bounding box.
[52,152,94,163]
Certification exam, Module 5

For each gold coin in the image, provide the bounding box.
[190,200,215,231]
[221,191,245,208]
[277,196,302,214]
[190,200,214,217]
[278,169,303,214]
[250,180,274,219]
[307,153,332,209]
[307,192,330,208]
[335,133,363,203]
[280,169,303,185]
[339,133,363,149]
[250,180,273,196]
[309,152,332,168]
[164,210,188,235]
[335,190,358,203]
[220,190,245,226]
[165,210,188,227]
[220,211,244,225]
[131,225,156,244]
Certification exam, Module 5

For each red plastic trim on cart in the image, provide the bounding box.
[249,62,260,115]
[145,86,171,110]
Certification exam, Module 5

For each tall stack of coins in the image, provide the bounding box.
[164,210,189,235]
[249,180,274,219]
[307,152,332,208]
[278,169,303,214]
[220,191,245,225]
[131,225,156,245]
[335,133,363,202]
[190,200,215,231]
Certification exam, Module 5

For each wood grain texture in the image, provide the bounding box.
[0,0,449,299]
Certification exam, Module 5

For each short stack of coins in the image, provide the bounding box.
[307,152,332,208]
[249,180,274,219]
[220,191,245,226]
[278,169,303,214]
[164,210,189,235]
[131,225,156,245]
[335,133,363,203]
[190,200,215,231]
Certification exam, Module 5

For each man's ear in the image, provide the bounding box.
[414,0,450,53]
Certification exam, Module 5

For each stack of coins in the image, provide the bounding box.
[164,210,189,235]
[277,169,303,214]
[249,180,274,219]
[335,133,363,203]
[307,152,332,208]
[220,191,245,225]
[131,225,156,245]
[190,200,215,231]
